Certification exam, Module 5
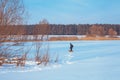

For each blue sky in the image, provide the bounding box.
[24,0,120,24]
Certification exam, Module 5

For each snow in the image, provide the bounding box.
[0,40,120,80]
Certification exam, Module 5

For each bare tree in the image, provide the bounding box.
[0,0,26,41]
[0,0,25,25]
[33,19,49,41]
[0,0,26,40]
[0,0,27,66]
[0,0,26,42]
[88,25,105,37]
[108,28,117,38]
[88,25,98,37]
[97,26,105,36]
[33,19,50,65]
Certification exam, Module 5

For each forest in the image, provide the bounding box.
[24,24,120,35]
[0,24,120,37]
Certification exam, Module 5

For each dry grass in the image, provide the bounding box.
[0,53,27,67]
[49,36,79,41]
[35,53,49,66]
[80,36,120,40]
[0,57,5,66]
[35,53,59,66]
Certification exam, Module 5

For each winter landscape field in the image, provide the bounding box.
[1,0,120,80]
[0,40,120,80]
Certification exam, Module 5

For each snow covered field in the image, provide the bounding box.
[0,40,120,80]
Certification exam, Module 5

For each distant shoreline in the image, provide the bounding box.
[80,37,120,40]
[1,35,120,42]
[49,36,120,41]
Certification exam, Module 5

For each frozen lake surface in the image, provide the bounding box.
[0,40,120,80]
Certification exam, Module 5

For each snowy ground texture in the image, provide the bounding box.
[0,40,120,80]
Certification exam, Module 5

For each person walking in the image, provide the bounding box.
[70,43,73,52]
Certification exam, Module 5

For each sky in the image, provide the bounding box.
[24,0,120,24]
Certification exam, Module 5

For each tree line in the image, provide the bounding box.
[0,24,120,36]
[23,24,120,36]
